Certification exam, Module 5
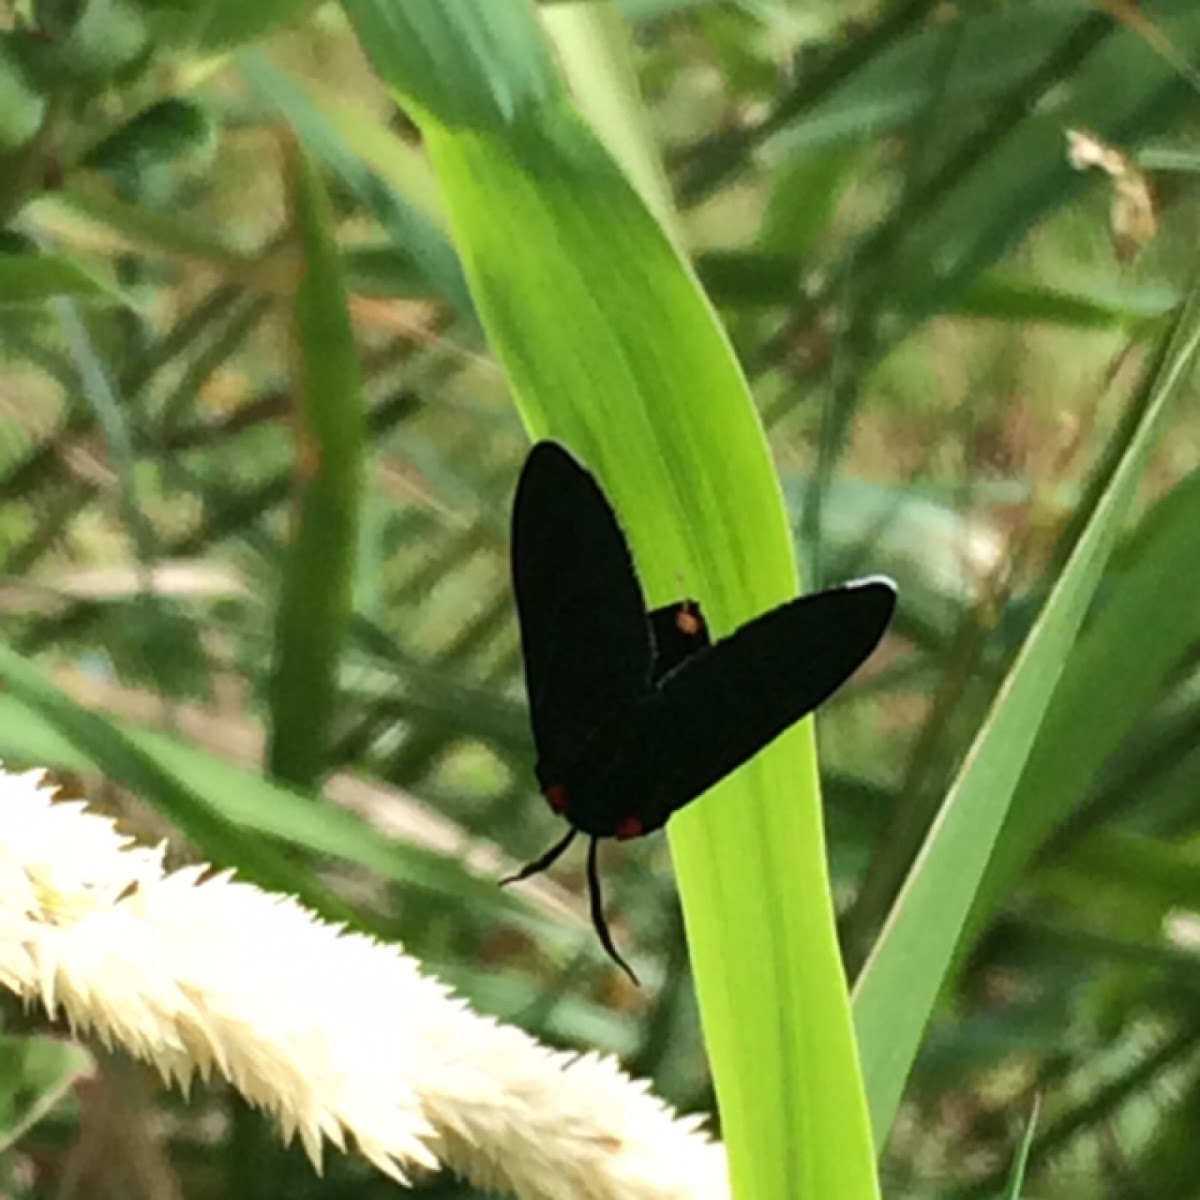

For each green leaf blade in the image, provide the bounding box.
[266,148,366,789]
[0,250,130,307]
[343,3,881,1197]
[852,284,1200,1142]
[972,463,1200,923]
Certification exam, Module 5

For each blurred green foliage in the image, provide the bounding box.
[1,1,1200,1197]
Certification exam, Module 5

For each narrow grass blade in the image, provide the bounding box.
[968,463,1200,925]
[266,147,365,789]
[1001,1095,1041,1200]
[0,686,540,926]
[852,282,1200,1142]
[0,1038,92,1155]
[33,188,256,273]
[341,2,879,1197]
[0,250,130,306]
[52,297,156,568]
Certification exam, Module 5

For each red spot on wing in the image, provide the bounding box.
[544,784,568,814]
[616,816,644,840]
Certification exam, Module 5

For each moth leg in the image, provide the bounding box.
[586,837,639,986]
[499,828,577,886]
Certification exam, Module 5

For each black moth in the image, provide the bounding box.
[502,440,896,982]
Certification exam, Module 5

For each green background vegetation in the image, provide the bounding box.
[1,0,1200,1196]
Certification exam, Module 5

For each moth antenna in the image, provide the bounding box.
[499,828,577,886]
[586,837,639,986]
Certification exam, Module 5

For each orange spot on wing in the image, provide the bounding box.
[544,784,568,814]
[676,604,703,637]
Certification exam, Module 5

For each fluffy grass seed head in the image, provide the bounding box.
[0,767,726,1199]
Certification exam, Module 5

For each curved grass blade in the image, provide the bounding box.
[967,463,1200,926]
[852,281,1200,1142]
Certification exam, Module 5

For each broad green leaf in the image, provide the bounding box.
[266,148,366,789]
[852,284,1200,1142]
[342,3,879,1198]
